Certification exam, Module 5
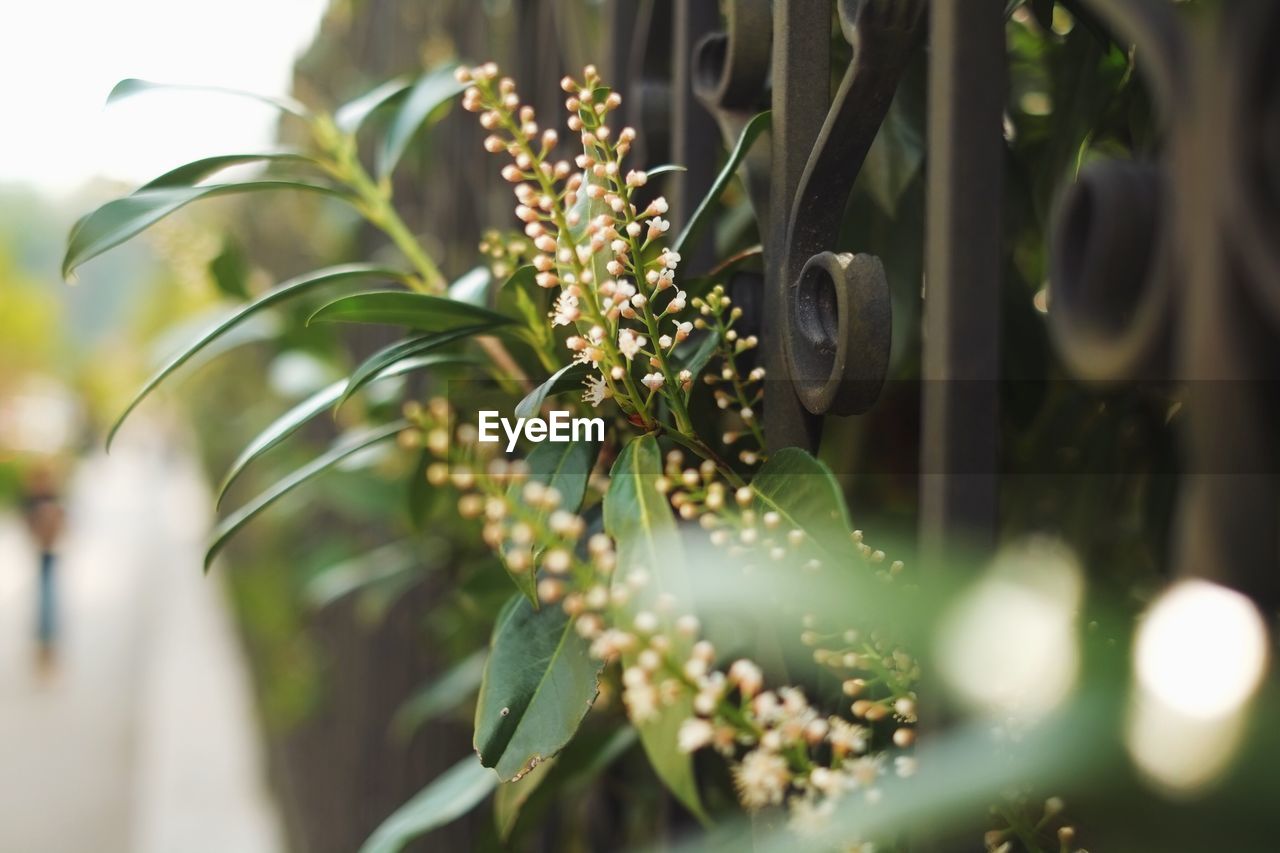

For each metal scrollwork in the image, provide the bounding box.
[1048,0,1280,605]
[781,0,925,417]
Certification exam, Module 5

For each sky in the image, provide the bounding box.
[0,0,329,196]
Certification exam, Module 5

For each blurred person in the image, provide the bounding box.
[20,463,65,671]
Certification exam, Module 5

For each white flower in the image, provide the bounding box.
[674,320,693,341]
[733,749,790,810]
[678,718,715,753]
[552,292,580,326]
[583,374,612,407]
[647,217,670,241]
[623,681,661,723]
[642,373,665,391]
[665,289,687,314]
[678,369,693,390]
[618,328,646,361]
[729,659,764,698]
[661,249,681,269]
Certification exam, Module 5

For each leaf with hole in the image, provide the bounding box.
[474,594,602,781]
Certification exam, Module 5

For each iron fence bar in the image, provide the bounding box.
[764,0,830,452]
[920,0,1005,554]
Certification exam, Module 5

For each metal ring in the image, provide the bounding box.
[1048,160,1172,381]
[788,251,892,415]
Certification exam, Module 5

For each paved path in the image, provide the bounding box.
[0,428,285,853]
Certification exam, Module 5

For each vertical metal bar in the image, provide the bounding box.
[672,0,719,272]
[920,0,1005,553]
[764,0,829,452]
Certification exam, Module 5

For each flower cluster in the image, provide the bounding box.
[458,62,711,445]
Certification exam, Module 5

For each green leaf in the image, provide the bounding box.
[644,164,688,179]
[447,266,493,306]
[514,363,591,419]
[862,96,923,217]
[495,266,550,349]
[358,756,497,853]
[307,290,516,333]
[749,448,853,558]
[377,65,465,179]
[204,419,407,572]
[603,436,708,823]
[217,352,474,506]
[493,755,556,841]
[303,540,420,610]
[334,75,412,134]
[673,332,720,379]
[474,594,602,781]
[498,438,601,603]
[106,264,410,449]
[392,649,489,739]
[139,151,316,189]
[208,237,250,299]
[107,77,309,118]
[337,326,493,407]
[672,110,771,257]
[64,180,348,278]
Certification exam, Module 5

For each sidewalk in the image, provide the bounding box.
[0,427,285,853]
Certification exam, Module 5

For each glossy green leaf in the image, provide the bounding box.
[474,594,602,781]
[105,264,410,449]
[603,436,708,822]
[749,448,853,557]
[392,649,488,739]
[672,110,771,257]
[377,65,465,178]
[358,756,497,853]
[337,326,493,407]
[139,151,316,189]
[498,438,600,603]
[217,352,474,506]
[64,180,348,278]
[447,266,493,306]
[107,77,309,117]
[308,290,516,332]
[334,76,412,133]
[514,363,591,419]
[204,419,407,572]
